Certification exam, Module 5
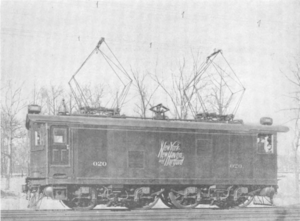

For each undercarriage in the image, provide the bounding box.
[24,183,277,210]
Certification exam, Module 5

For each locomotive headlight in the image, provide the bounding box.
[260,117,273,126]
[43,186,53,198]
[28,105,41,114]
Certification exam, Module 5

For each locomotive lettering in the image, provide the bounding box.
[93,161,107,167]
[230,164,243,169]
[158,141,184,167]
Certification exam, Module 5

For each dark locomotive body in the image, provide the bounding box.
[24,113,288,209]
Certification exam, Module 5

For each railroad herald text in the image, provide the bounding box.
[158,141,184,166]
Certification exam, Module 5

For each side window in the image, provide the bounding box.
[32,123,45,151]
[257,134,273,154]
[53,128,67,144]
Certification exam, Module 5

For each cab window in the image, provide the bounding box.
[257,134,273,154]
[32,123,45,151]
[53,128,67,144]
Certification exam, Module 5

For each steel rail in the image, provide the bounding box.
[2,207,300,221]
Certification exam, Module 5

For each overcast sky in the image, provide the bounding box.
[1,0,300,151]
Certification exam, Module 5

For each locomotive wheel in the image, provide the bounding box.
[28,191,43,209]
[160,193,176,209]
[28,192,37,209]
[65,187,97,210]
[61,200,73,209]
[236,195,254,208]
[168,191,199,209]
[127,196,159,210]
[127,187,159,210]
[215,200,231,209]
[138,195,159,209]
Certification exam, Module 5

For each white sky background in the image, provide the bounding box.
[1,0,300,156]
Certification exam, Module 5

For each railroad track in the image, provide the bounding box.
[2,207,300,221]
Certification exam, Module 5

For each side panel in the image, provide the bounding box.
[73,128,108,178]
[107,129,127,178]
[70,125,276,186]
[212,133,229,180]
[229,134,254,180]
[156,130,195,180]
[195,133,256,184]
[195,132,230,181]
[73,127,197,184]
[195,133,213,179]
[126,130,149,179]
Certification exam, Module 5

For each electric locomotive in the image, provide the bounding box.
[23,104,288,209]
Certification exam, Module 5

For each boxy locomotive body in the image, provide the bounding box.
[24,112,288,209]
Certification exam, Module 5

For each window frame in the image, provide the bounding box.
[31,123,45,151]
[52,127,68,145]
[256,133,274,155]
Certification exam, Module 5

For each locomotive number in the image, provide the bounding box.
[230,164,243,169]
[93,161,107,167]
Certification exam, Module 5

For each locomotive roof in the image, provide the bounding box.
[26,114,289,133]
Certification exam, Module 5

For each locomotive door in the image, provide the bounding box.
[49,126,71,169]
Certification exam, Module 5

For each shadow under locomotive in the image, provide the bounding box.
[23,104,288,210]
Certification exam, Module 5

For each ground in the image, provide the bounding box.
[0,176,299,210]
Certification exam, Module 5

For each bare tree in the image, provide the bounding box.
[33,83,110,115]
[63,91,78,114]
[12,132,28,176]
[205,70,232,115]
[43,85,64,115]
[284,60,300,202]
[152,55,205,119]
[1,81,26,189]
[81,84,106,108]
[33,85,64,115]
[131,70,158,118]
